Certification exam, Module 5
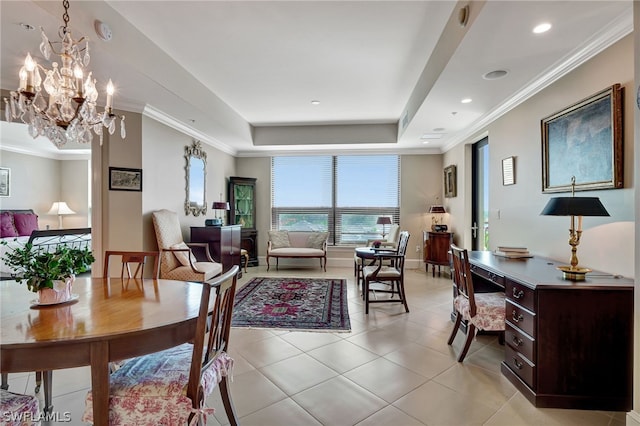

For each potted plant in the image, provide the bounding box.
[1,242,95,304]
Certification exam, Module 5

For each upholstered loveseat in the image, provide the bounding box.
[267,230,328,271]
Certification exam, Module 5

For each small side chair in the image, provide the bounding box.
[103,250,160,279]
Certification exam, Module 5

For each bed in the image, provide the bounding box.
[0,209,91,278]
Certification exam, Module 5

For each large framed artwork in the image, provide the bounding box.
[0,167,9,197]
[109,167,143,192]
[541,84,623,193]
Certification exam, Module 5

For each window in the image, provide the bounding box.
[272,155,399,245]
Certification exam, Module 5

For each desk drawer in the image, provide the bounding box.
[505,322,535,361]
[505,279,535,312]
[469,264,505,288]
[505,345,535,389]
[506,300,535,337]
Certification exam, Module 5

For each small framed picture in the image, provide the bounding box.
[444,165,457,198]
[502,156,515,186]
[109,167,142,192]
[0,167,10,197]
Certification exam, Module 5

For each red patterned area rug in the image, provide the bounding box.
[231,277,351,332]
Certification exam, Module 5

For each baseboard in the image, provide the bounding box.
[255,256,430,271]
[627,409,640,426]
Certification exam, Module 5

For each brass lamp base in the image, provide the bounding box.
[557,265,592,281]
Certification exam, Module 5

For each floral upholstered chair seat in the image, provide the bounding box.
[82,344,234,425]
[0,389,40,426]
[453,292,505,331]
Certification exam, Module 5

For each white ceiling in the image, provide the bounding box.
[0,0,633,158]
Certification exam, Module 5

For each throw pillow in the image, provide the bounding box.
[269,231,290,249]
[170,242,197,267]
[13,213,38,237]
[0,212,18,238]
[307,232,328,250]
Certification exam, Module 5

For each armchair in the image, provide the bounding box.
[152,209,222,282]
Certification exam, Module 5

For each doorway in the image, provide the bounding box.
[472,137,489,250]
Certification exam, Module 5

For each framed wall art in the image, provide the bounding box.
[502,156,515,186]
[541,84,623,193]
[0,167,10,197]
[444,165,457,198]
[109,167,143,192]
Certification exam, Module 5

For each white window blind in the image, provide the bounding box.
[272,155,400,245]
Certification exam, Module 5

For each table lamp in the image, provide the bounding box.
[209,201,230,226]
[428,205,447,231]
[540,177,609,280]
[47,201,75,229]
[376,216,392,238]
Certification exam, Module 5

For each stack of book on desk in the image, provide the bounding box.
[493,246,533,258]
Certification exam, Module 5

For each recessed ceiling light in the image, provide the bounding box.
[461,98,472,104]
[421,133,443,139]
[483,70,508,80]
[311,100,320,105]
[422,140,430,144]
[533,23,551,34]
[433,127,445,132]
[19,22,35,31]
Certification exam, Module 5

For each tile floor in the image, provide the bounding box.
[5,265,627,425]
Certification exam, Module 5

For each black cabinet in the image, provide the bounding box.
[190,225,241,273]
[228,177,258,266]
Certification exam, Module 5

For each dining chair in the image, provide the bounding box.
[448,244,506,362]
[152,209,223,282]
[82,265,241,425]
[353,223,400,280]
[103,250,160,279]
[0,388,40,426]
[362,231,410,314]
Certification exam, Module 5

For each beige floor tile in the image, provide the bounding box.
[259,353,338,395]
[307,339,379,373]
[208,369,286,421]
[356,405,424,426]
[383,341,456,379]
[45,389,88,425]
[343,357,428,403]
[346,327,413,356]
[394,380,497,425]
[279,330,342,351]
[432,363,517,410]
[464,342,505,374]
[484,391,615,426]
[292,376,387,425]
[236,335,302,368]
[239,398,322,426]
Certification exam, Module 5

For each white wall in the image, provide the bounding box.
[141,116,236,251]
[445,34,634,278]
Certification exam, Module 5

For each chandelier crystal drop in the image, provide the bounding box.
[3,0,125,147]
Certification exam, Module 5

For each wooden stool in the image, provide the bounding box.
[241,249,249,273]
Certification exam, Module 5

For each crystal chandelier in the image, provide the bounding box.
[3,0,125,147]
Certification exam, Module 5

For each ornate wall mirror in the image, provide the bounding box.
[184,140,207,216]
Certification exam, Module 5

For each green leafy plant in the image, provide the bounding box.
[1,242,95,292]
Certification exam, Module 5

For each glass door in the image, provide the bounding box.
[472,137,489,250]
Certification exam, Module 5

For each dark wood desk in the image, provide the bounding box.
[0,277,204,425]
[468,251,633,411]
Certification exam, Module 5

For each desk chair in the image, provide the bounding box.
[83,265,241,425]
[448,244,505,362]
[362,231,410,314]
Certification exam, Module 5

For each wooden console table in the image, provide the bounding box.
[468,251,633,411]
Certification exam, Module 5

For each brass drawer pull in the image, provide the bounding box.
[512,336,523,346]
[512,287,524,299]
[513,358,524,369]
[512,310,524,323]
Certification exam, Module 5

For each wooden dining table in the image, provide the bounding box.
[0,277,205,426]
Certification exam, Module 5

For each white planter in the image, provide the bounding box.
[37,276,74,305]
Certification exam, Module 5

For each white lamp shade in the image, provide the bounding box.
[47,201,76,215]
